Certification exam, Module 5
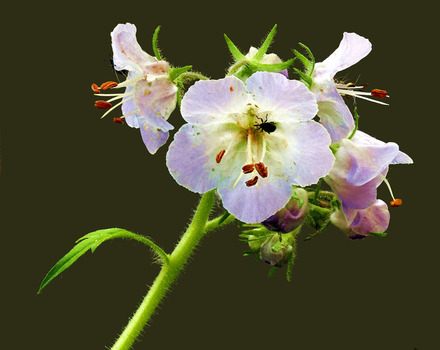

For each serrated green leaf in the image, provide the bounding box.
[369,231,388,237]
[169,65,193,82]
[152,26,163,61]
[250,58,296,73]
[253,24,277,61]
[38,228,168,294]
[224,34,245,61]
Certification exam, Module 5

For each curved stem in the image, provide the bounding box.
[110,191,216,350]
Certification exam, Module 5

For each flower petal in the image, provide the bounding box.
[246,72,318,124]
[111,23,156,72]
[133,76,177,132]
[267,120,334,186]
[139,123,169,154]
[315,85,355,142]
[217,164,293,224]
[343,131,401,186]
[181,76,251,125]
[166,123,240,193]
[314,32,372,79]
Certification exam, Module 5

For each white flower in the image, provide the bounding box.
[166,72,335,223]
[311,32,373,143]
[93,23,177,154]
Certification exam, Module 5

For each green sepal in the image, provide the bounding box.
[253,24,277,61]
[243,249,260,256]
[369,231,388,237]
[294,68,313,87]
[38,228,168,294]
[224,34,245,61]
[169,65,193,82]
[250,58,296,73]
[268,266,278,277]
[293,50,312,73]
[296,43,315,74]
[348,106,359,140]
[152,26,163,61]
[286,249,296,282]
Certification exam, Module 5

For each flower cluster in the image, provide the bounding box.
[92,23,412,266]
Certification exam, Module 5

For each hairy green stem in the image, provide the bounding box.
[110,191,216,350]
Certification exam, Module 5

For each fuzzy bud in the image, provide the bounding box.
[262,188,308,233]
[259,234,293,267]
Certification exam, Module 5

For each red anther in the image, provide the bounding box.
[242,164,255,174]
[91,83,100,94]
[95,100,113,109]
[245,176,258,187]
[216,149,226,163]
[255,162,268,178]
[390,198,403,207]
[229,86,234,92]
[371,89,388,98]
[100,81,118,91]
[113,117,124,124]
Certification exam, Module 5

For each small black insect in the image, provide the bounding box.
[254,114,276,134]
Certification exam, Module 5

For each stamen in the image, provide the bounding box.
[390,199,403,207]
[216,149,226,163]
[95,100,112,109]
[91,83,100,94]
[255,162,268,178]
[245,176,258,187]
[100,81,119,91]
[371,89,388,98]
[379,174,403,207]
[113,117,124,124]
[242,164,255,174]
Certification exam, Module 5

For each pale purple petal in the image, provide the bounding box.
[314,32,372,79]
[217,165,293,224]
[133,77,177,132]
[181,77,251,125]
[391,151,413,165]
[111,23,156,72]
[246,72,318,124]
[315,85,355,142]
[166,124,240,193]
[267,121,334,186]
[345,200,390,237]
[139,123,169,154]
[326,169,386,210]
[341,132,401,186]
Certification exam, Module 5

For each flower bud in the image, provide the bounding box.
[330,200,390,240]
[262,188,308,233]
[260,234,293,267]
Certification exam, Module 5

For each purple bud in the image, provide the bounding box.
[262,188,308,233]
[330,200,390,239]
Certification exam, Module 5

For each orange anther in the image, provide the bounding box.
[371,89,388,98]
[255,162,268,178]
[100,81,118,91]
[113,117,124,124]
[390,198,402,207]
[229,86,234,92]
[242,164,255,174]
[216,149,226,164]
[91,83,100,94]
[95,100,112,109]
[245,176,258,187]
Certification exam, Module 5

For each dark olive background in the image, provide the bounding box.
[1,2,437,350]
